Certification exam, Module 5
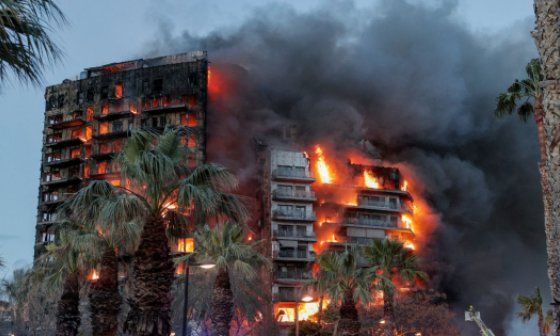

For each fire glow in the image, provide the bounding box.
[363,170,380,189]
[314,146,333,184]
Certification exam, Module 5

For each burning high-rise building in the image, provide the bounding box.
[258,144,417,331]
[35,51,208,258]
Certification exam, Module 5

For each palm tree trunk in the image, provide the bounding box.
[538,309,545,336]
[211,268,234,336]
[55,272,80,336]
[317,294,324,325]
[533,2,560,335]
[123,215,175,336]
[383,288,395,336]
[338,289,360,335]
[89,246,121,336]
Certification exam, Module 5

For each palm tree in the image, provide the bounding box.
[533,2,560,334]
[517,287,554,336]
[315,246,371,335]
[362,239,426,336]
[495,57,560,335]
[0,0,65,84]
[78,129,246,336]
[37,225,98,336]
[192,223,269,336]
[63,180,143,336]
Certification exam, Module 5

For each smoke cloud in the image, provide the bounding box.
[148,1,546,334]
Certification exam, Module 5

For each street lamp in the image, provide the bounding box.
[295,288,313,336]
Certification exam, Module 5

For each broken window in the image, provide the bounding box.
[100,86,108,99]
[101,103,109,115]
[86,107,94,121]
[70,148,81,158]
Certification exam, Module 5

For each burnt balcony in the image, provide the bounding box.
[45,137,85,148]
[273,249,315,262]
[272,169,315,182]
[48,115,86,130]
[95,110,133,121]
[275,269,313,282]
[342,217,408,231]
[273,229,316,241]
[45,157,84,168]
[93,130,130,140]
[41,175,82,187]
[273,291,299,302]
[352,201,412,214]
[272,210,316,222]
[143,103,188,114]
[272,189,316,202]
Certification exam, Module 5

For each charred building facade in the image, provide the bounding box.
[35,51,208,258]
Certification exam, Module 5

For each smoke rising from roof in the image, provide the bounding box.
[149,0,544,334]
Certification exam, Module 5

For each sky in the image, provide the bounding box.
[0,0,536,333]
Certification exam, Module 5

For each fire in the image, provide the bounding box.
[363,170,380,189]
[87,269,99,281]
[315,146,333,184]
[401,180,408,192]
[403,241,416,250]
[177,237,194,253]
[274,300,328,322]
[401,214,413,230]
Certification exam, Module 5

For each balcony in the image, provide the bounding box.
[273,250,315,262]
[272,169,315,182]
[42,176,82,187]
[342,217,410,231]
[93,130,130,140]
[273,229,316,241]
[45,157,84,168]
[273,291,299,302]
[95,110,133,121]
[45,137,85,148]
[352,201,412,213]
[272,189,316,202]
[48,116,86,130]
[272,210,316,222]
[275,269,313,282]
[143,103,188,114]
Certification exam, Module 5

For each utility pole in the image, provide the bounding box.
[465,306,496,336]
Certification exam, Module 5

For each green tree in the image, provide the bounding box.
[37,225,98,336]
[517,288,553,336]
[191,223,269,336]
[362,239,426,336]
[0,0,65,84]
[85,129,247,336]
[63,180,143,336]
[315,246,371,335]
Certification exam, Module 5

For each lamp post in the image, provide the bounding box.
[295,288,313,336]
[181,260,216,336]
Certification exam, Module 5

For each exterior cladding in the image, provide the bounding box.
[35,51,208,259]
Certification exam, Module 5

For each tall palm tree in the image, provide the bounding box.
[81,129,246,336]
[315,246,371,335]
[495,57,560,335]
[362,239,426,336]
[63,180,143,336]
[0,0,65,84]
[37,225,98,336]
[517,287,552,336]
[192,223,269,336]
[533,2,560,334]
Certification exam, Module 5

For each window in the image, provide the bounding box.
[177,238,194,253]
[57,95,65,108]
[83,165,90,178]
[84,146,91,158]
[114,82,123,98]
[187,134,196,148]
[152,78,163,94]
[99,122,109,134]
[86,88,94,102]
[186,96,197,108]
[97,161,108,174]
[100,86,108,99]
[112,121,123,132]
[101,103,109,115]
[99,143,109,154]
[109,178,121,187]
[86,107,94,121]
[70,148,81,158]
[71,129,82,139]
[76,91,84,105]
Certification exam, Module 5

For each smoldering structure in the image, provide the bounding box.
[35,51,208,258]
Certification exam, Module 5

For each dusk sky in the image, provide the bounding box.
[0,0,534,294]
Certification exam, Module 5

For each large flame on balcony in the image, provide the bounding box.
[87,269,99,282]
[315,146,333,184]
[363,170,380,189]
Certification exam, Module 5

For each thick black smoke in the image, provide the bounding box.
[149,1,546,334]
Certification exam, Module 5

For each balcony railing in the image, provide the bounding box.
[273,229,316,240]
[275,269,313,281]
[273,250,315,261]
[273,291,299,302]
[45,157,83,168]
[272,210,316,221]
[46,136,85,148]
[356,200,413,213]
[42,175,82,186]
[272,169,315,181]
[343,217,399,229]
[48,116,86,129]
[272,189,316,201]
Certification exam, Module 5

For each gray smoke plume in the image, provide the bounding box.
[148,1,545,334]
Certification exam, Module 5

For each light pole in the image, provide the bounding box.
[294,288,313,336]
[181,260,215,336]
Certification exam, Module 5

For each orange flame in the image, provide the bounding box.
[88,269,99,282]
[403,241,416,250]
[363,170,380,189]
[401,180,408,192]
[401,214,413,230]
[315,146,333,184]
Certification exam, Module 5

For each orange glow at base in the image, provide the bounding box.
[87,269,99,282]
[274,300,327,322]
[315,146,333,184]
[363,170,380,189]
[404,241,416,250]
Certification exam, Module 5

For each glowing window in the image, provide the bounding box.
[70,148,81,158]
[187,96,197,108]
[97,161,107,174]
[84,126,92,141]
[177,237,194,253]
[109,179,121,186]
[71,129,82,138]
[101,104,109,115]
[86,107,94,121]
[99,143,109,154]
[99,122,109,135]
[188,134,196,148]
[187,113,197,127]
[83,165,90,178]
[114,83,123,98]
